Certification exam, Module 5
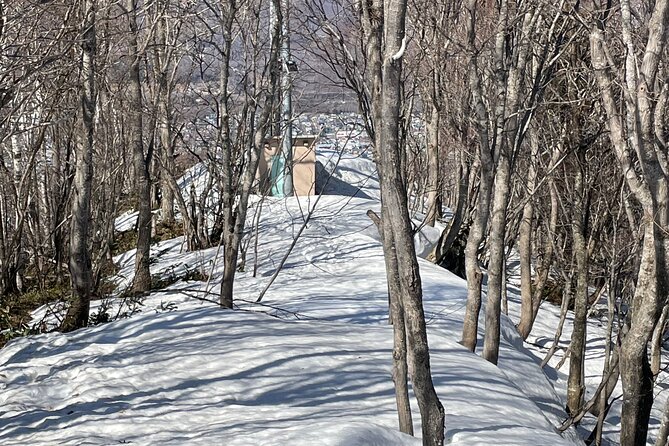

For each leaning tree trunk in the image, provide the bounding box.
[63,0,95,332]
[427,150,469,266]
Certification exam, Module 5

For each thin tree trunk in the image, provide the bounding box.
[220,0,281,308]
[567,152,588,415]
[380,1,445,443]
[519,176,559,339]
[541,277,572,368]
[461,0,494,352]
[517,133,539,338]
[425,101,440,227]
[154,0,175,223]
[482,2,537,364]
[368,210,413,435]
[127,0,152,293]
[592,280,620,444]
[482,154,511,364]
[218,0,237,309]
[63,0,95,331]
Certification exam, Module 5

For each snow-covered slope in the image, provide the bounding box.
[1,154,582,445]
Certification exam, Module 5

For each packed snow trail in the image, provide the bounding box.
[0,154,584,445]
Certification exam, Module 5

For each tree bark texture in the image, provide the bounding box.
[425,101,440,227]
[481,155,511,365]
[63,0,96,331]
[127,0,152,293]
[368,210,413,435]
[517,131,539,339]
[567,151,588,415]
[381,1,445,443]
[461,0,494,352]
[358,0,446,442]
[589,1,669,442]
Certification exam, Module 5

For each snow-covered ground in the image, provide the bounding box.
[1,152,660,445]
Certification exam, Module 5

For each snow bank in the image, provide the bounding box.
[1,152,584,445]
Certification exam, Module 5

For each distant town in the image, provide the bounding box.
[292,112,427,158]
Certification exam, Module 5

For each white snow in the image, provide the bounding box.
[0,152,621,445]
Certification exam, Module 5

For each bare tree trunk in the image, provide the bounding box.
[482,154,510,364]
[127,0,152,293]
[517,133,538,338]
[154,0,175,224]
[63,0,95,331]
[619,223,661,445]
[427,157,469,265]
[518,162,559,339]
[589,0,669,440]
[217,0,236,309]
[425,101,440,227]
[461,0,494,352]
[357,1,416,436]
[377,0,445,442]
[482,1,539,364]
[368,210,413,435]
[651,305,668,379]
[219,0,281,308]
[390,272,413,436]
[592,278,621,444]
[567,151,588,415]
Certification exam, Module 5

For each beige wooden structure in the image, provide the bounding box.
[257,135,317,196]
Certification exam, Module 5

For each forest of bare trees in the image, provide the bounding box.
[0,0,668,445]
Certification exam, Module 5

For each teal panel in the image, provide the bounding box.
[270,154,285,197]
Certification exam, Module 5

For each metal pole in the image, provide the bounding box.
[280,0,293,197]
[269,0,280,137]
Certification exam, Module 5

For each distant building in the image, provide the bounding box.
[257,135,318,196]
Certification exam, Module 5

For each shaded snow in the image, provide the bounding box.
[1,153,587,445]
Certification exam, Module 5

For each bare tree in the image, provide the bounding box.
[589,0,669,443]
[124,0,152,293]
[62,0,96,330]
[215,0,281,308]
[461,1,566,363]
[359,0,446,443]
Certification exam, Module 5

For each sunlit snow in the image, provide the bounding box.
[2,152,655,445]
